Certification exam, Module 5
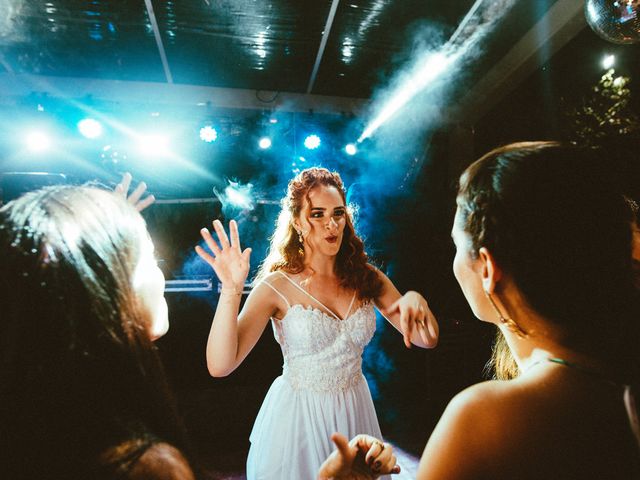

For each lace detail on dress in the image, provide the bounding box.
[271,302,376,393]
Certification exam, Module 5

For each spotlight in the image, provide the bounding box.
[199,125,218,143]
[258,137,272,149]
[344,143,357,155]
[77,118,103,139]
[304,134,321,150]
[222,182,254,210]
[602,54,615,70]
[25,131,51,153]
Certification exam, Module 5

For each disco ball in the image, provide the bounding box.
[585,0,640,44]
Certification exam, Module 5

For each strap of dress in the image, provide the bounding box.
[277,271,346,321]
[261,278,291,308]
[344,292,357,319]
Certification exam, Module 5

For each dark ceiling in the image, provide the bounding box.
[0,0,638,198]
[0,0,588,106]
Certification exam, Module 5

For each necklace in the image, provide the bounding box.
[524,357,618,386]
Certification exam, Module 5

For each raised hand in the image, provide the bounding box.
[114,172,155,212]
[385,291,439,348]
[195,219,252,292]
[317,433,400,480]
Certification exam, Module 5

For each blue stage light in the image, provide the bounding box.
[304,134,321,150]
[345,143,357,155]
[78,118,103,139]
[200,125,218,143]
[258,137,272,149]
[25,131,51,153]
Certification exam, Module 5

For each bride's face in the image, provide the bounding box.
[296,185,347,258]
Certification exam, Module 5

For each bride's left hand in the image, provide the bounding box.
[385,291,438,348]
[317,433,400,480]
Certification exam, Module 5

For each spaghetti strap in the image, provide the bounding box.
[261,278,291,308]
[277,271,343,321]
[344,292,357,319]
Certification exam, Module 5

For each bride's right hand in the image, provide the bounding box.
[195,219,252,291]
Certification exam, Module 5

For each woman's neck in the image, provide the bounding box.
[501,327,605,377]
[303,252,337,277]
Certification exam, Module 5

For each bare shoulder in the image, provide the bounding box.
[417,380,526,480]
[129,442,195,480]
[245,271,289,318]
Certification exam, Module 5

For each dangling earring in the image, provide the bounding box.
[484,290,526,338]
[296,229,304,256]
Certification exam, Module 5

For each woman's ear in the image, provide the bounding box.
[478,247,502,294]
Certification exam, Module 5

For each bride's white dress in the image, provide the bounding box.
[246,272,390,480]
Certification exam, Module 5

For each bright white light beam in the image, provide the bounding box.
[358,52,451,142]
[358,0,514,142]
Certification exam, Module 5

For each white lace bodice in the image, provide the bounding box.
[271,302,377,392]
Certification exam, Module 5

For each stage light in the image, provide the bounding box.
[258,137,272,149]
[25,131,51,153]
[223,182,254,210]
[137,134,169,156]
[77,118,103,139]
[304,134,321,150]
[602,54,615,70]
[199,125,218,143]
[345,143,357,155]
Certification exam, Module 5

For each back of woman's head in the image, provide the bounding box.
[0,186,183,477]
[457,142,638,368]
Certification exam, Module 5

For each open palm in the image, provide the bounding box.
[195,219,251,289]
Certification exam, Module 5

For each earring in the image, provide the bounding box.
[296,229,305,256]
[484,290,526,338]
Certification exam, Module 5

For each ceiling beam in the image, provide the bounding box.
[307,0,341,94]
[143,0,174,84]
[450,0,586,125]
[0,73,368,114]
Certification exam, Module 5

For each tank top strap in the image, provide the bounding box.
[277,271,342,321]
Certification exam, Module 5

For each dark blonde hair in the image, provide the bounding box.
[0,186,188,478]
[255,167,382,300]
[458,142,639,381]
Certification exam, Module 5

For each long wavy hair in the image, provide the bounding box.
[0,186,188,478]
[255,167,383,300]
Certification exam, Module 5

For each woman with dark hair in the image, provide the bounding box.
[196,167,437,479]
[0,184,195,479]
[420,141,640,479]
[324,141,640,479]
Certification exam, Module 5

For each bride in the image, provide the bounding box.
[196,167,439,479]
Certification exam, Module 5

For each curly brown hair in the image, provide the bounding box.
[255,167,383,300]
